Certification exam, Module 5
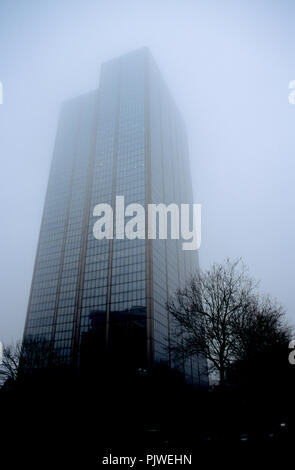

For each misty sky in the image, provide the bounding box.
[0,0,294,344]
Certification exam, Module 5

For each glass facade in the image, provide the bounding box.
[23,48,208,386]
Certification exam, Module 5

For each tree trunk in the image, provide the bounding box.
[219,365,225,387]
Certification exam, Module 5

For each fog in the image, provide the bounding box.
[0,0,294,344]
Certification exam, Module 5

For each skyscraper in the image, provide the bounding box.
[23,48,208,386]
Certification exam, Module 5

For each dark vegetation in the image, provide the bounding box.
[1,260,295,465]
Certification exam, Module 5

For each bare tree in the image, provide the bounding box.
[233,294,291,360]
[167,259,260,385]
[0,339,52,388]
[0,341,22,386]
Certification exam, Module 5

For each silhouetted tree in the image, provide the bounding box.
[167,259,290,386]
[234,294,290,361]
[227,294,292,392]
[0,342,22,386]
[0,339,52,388]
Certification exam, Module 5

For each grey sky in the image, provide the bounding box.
[0,0,294,344]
